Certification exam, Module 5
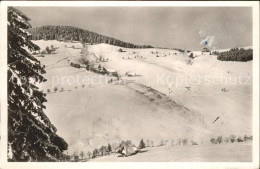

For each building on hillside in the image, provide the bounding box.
[85,62,95,71]
[70,155,79,162]
[103,68,119,77]
[125,71,137,77]
[32,50,40,55]
[115,142,138,157]
[202,47,210,52]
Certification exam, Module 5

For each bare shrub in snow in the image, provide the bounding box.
[54,87,58,92]
[230,135,236,143]
[237,137,243,142]
[224,137,230,143]
[217,136,223,144]
[210,138,216,144]
[138,139,146,149]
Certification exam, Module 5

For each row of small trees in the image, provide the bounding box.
[136,138,194,148]
[90,143,113,159]
[39,45,56,55]
[75,134,252,161]
[210,135,253,144]
[70,58,107,75]
[74,143,113,161]
[77,139,147,161]
[86,64,105,74]
[74,134,252,161]
[84,138,197,160]
[122,55,143,60]
[210,51,220,55]
[156,54,167,57]
[151,51,181,55]
[32,45,56,56]
[46,87,62,93]
[157,138,198,147]
[46,84,88,94]
[65,44,80,49]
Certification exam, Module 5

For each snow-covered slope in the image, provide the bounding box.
[85,42,252,137]
[33,40,252,155]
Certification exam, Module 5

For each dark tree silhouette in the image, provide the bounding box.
[8,7,68,161]
[224,137,230,143]
[87,151,91,159]
[182,139,188,146]
[92,148,99,158]
[107,143,112,153]
[189,52,194,58]
[138,139,146,149]
[210,138,216,144]
[80,151,84,160]
[99,146,107,156]
[237,137,243,142]
[217,136,223,144]
[217,48,253,62]
[98,64,101,72]
[230,135,236,143]
[243,135,248,142]
[46,46,51,54]
[54,87,58,92]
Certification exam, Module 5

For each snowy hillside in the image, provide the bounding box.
[32,40,252,158]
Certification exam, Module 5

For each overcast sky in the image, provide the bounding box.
[18,7,252,50]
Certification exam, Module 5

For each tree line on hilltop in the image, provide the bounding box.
[29,25,153,49]
[217,48,253,62]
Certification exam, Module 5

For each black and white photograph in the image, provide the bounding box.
[0,1,259,168]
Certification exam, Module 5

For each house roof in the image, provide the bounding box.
[106,69,117,73]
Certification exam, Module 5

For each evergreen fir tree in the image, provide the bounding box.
[98,64,101,72]
[8,7,68,162]
[138,139,145,149]
[107,143,112,153]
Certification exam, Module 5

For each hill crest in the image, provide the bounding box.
[29,25,153,49]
